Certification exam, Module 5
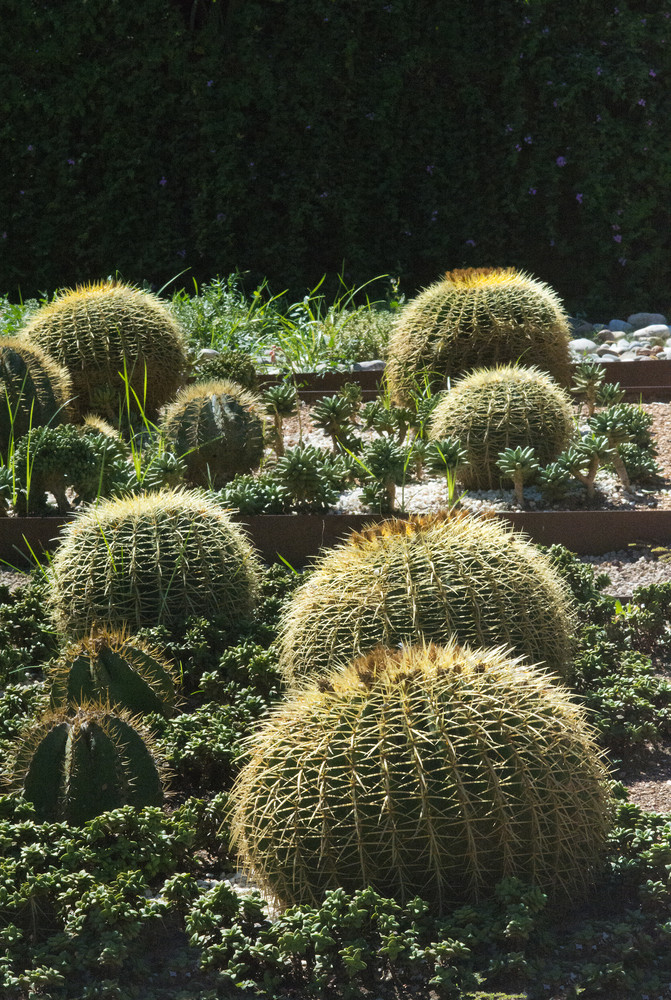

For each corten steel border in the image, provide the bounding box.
[257,360,671,401]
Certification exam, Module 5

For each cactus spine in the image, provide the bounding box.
[48,629,179,718]
[385,268,571,404]
[429,364,575,490]
[15,705,166,824]
[231,642,612,912]
[278,513,576,683]
[48,487,262,636]
[159,379,265,488]
[22,280,189,420]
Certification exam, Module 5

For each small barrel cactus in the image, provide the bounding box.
[385,268,571,403]
[48,487,262,637]
[278,512,576,683]
[230,642,612,912]
[48,629,179,718]
[429,364,575,490]
[13,704,166,824]
[0,337,72,455]
[21,280,190,420]
[159,379,265,488]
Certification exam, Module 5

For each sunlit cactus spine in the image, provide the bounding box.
[21,280,189,420]
[48,487,262,637]
[14,704,167,824]
[278,512,576,684]
[159,379,264,488]
[385,267,571,404]
[0,337,72,456]
[48,628,179,718]
[230,642,612,913]
[428,364,575,490]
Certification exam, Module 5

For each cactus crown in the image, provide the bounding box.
[442,266,516,286]
[231,640,612,912]
[278,512,576,683]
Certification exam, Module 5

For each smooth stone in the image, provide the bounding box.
[610,329,629,341]
[619,352,638,361]
[351,359,386,371]
[608,319,634,332]
[596,329,616,343]
[569,338,598,354]
[596,344,617,356]
[598,353,620,362]
[568,317,595,337]
[610,340,632,353]
[627,311,668,329]
[633,324,671,340]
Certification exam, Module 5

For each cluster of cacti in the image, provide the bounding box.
[21,280,189,420]
[48,629,178,718]
[278,512,576,683]
[230,642,612,912]
[360,436,406,510]
[219,472,289,515]
[14,705,166,824]
[272,445,344,510]
[48,487,262,636]
[428,364,575,490]
[12,423,108,513]
[159,379,264,488]
[310,393,357,451]
[0,337,72,456]
[385,267,571,404]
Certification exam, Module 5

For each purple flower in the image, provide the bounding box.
[505,124,513,132]
[67,158,75,165]
[426,164,435,175]
[465,239,476,247]
[618,257,627,266]
[524,135,532,144]
[638,98,646,106]
[612,223,621,230]
[528,187,537,195]
[430,210,438,222]
[576,193,583,203]
[613,234,622,242]
[595,115,602,122]
[649,69,657,77]
[159,177,167,186]
[596,67,602,75]
[549,239,555,247]
[552,100,558,108]
[319,192,328,198]
[216,212,226,221]
[556,156,567,166]
[27,145,33,151]
[515,144,522,152]
[207,80,213,87]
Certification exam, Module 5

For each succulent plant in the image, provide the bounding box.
[560,435,613,499]
[159,379,265,489]
[360,437,406,510]
[48,487,262,637]
[588,408,634,490]
[278,512,576,683]
[13,704,166,824]
[536,461,572,503]
[231,641,612,912]
[273,446,340,510]
[424,436,468,477]
[261,383,298,456]
[595,381,625,408]
[496,446,540,507]
[219,473,289,515]
[428,365,575,490]
[21,280,189,421]
[310,394,356,452]
[48,628,179,718]
[12,423,103,513]
[0,337,72,456]
[571,359,606,417]
[385,268,571,403]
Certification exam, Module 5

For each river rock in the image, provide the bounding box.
[627,312,668,329]
[569,338,598,355]
[351,359,386,371]
[634,324,671,342]
[608,319,634,333]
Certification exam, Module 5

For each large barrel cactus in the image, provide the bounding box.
[385,267,571,404]
[14,704,166,824]
[48,488,262,636]
[0,337,72,455]
[278,513,575,683]
[48,629,179,718]
[21,280,189,420]
[230,642,612,912]
[429,364,575,490]
[159,379,265,488]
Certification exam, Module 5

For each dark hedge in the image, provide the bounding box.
[1,0,669,314]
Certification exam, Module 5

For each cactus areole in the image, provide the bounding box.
[231,642,612,912]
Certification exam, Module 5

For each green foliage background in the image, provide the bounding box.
[1,0,669,314]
